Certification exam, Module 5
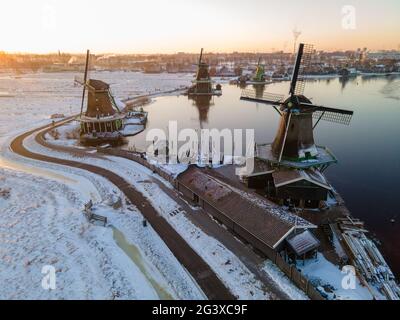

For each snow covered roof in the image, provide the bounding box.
[287,230,320,256]
[238,158,274,178]
[178,166,316,249]
[273,169,332,190]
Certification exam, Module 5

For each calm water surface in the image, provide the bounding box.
[128,76,400,276]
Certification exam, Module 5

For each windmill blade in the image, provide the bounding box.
[240,89,285,106]
[302,103,354,126]
[198,48,203,65]
[80,50,90,117]
[290,43,314,96]
[289,43,304,95]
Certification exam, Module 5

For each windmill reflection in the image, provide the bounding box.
[253,83,266,98]
[189,95,214,127]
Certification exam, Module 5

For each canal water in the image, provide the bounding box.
[127,75,400,276]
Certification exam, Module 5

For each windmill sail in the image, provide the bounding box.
[80,50,90,117]
[312,108,353,126]
[198,48,203,65]
[291,43,313,96]
[241,89,285,105]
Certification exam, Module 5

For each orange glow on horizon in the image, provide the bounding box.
[0,0,399,54]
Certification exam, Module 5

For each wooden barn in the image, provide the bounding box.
[176,166,318,258]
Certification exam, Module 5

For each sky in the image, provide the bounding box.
[0,0,399,54]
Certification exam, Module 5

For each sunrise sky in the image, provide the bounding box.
[1,0,399,53]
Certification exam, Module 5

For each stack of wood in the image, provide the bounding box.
[337,217,400,300]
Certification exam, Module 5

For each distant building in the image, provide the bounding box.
[367,51,400,60]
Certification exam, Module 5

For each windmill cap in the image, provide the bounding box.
[284,95,312,105]
[87,79,110,91]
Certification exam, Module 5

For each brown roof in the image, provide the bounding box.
[178,166,315,249]
[84,79,117,118]
[87,79,110,91]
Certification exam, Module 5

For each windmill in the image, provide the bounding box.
[252,57,266,83]
[189,48,212,95]
[77,50,125,145]
[241,43,354,167]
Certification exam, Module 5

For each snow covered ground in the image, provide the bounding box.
[298,253,373,300]
[0,71,192,137]
[0,71,204,300]
[44,121,80,147]
[0,168,189,299]
[0,147,205,300]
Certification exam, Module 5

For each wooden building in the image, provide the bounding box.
[270,169,332,208]
[176,166,318,258]
[286,230,320,264]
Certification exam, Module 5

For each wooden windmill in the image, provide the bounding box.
[241,43,354,167]
[240,44,355,208]
[252,57,266,83]
[77,50,125,145]
[188,48,221,96]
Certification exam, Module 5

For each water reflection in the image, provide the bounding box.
[189,95,213,126]
[338,76,359,91]
[253,84,266,98]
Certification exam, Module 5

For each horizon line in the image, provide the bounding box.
[2,48,400,56]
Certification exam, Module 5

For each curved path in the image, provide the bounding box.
[10,119,235,300]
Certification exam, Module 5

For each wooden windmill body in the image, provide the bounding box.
[78,50,125,145]
[252,57,266,83]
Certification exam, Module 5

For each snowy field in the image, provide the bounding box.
[0,71,200,300]
[0,167,203,299]
[0,71,193,137]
